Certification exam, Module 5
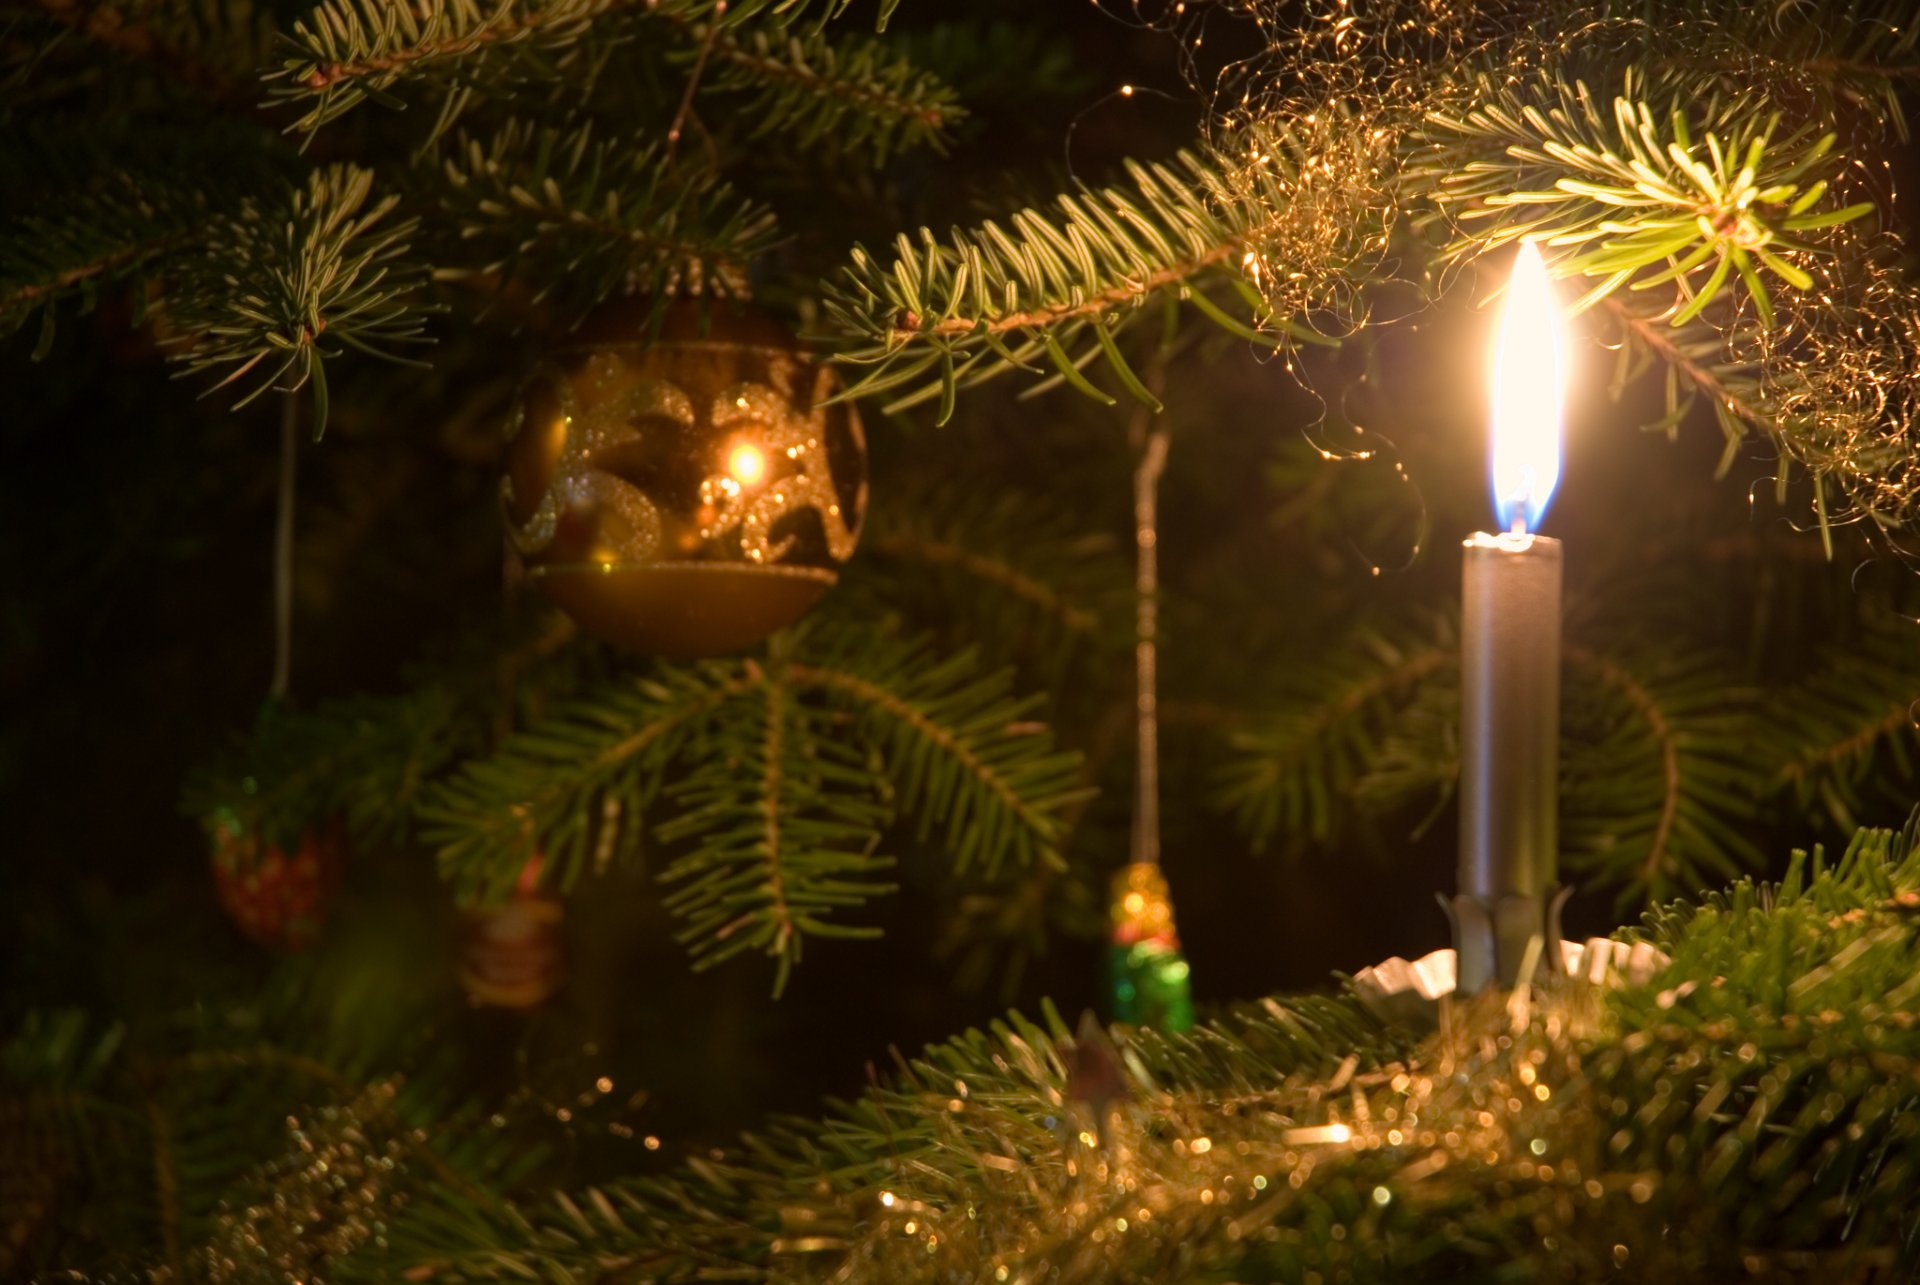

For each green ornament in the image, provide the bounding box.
[1109,938,1195,1031]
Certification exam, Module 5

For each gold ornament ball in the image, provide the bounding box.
[502,300,868,656]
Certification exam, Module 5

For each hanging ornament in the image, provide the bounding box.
[459,856,565,1009]
[1107,862,1195,1031]
[207,809,343,951]
[501,300,868,656]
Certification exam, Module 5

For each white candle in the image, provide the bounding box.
[1453,243,1568,994]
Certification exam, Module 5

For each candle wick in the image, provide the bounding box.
[1509,512,1528,537]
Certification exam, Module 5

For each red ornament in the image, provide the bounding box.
[208,811,343,950]
[459,857,564,1009]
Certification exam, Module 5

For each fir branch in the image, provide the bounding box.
[789,645,1087,876]
[758,679,791,934]
[855,488,1129,681]
[437,119,778,309]
[423,663,757,901]
[427,624,1078,988]
[0,118,286,349]
[1596,260,1920,537]
[0,168,206,345]
[1654,0,1920,136]
[718,0,899,30]
[883,18,1091,119]
[666,15,962,162]
[386,994,1403,1281]
[180,680,477,853]
[1598,292,1774,443]
[1411,65,1875,320]
[397,833,1920,1283]
[655,662,893,995]
[1,982,548,1281]
[167,1046,495,1207]
[1780,704,1913,786]
[167,165,433,437]
[1770,609,1920,830]
[911,248,1234,343]
[823,129,1321,422]
[1223,618,1767,907]
[5,237,171,311]
[1564,646,1678,891]
[1559,643,1767,907]
[1217,630,1452,849]
[0,1012,139,1275]
[267,0,640,132]
[0,228,190,340]
[868,532,1100,636]
[0,997,430,1272]
[932,856,1071,1001]
[268,0,901,133]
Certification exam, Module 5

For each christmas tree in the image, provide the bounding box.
[9,0,1920,1278]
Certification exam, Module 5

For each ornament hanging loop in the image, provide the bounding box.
[1131,419,1170,869]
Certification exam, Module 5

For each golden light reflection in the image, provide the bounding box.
[727,442,767,486]
[1489,242,1566,534]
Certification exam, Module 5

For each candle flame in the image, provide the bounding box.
[1490,242,1566,534]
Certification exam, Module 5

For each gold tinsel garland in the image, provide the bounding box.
[197,1081,412,1284]
[1192,0,1920,534]
[27,838,1920,1282]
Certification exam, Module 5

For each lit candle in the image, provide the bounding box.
[1452,242,1567,994]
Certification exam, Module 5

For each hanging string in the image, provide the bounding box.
[270,392,298,702]
[1126,334,1175,869]
[1131,423,1171,869]
[1109,341,1195,1032]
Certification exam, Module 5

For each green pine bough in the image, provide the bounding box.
[12,0,1920,1275]
[823,127,1332,426]
[11,829,1920,1280]
[42,0,1906,986]
[1217,589,1920,913]
[436,120,780,313]
[419,621,1087,992]
[828,3,1901,522]
[267,0,916,135]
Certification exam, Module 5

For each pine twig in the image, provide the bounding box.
[1775,704,1914,788]
[897,245,1238,343]
[0,231,189,316]
[714,31,953,135]
[1599,295,1773,435]
[867,533,1099,634]
[752,671,795,963]
[825,129,1321,420]
[790,663,1059,855]
[1565,645,1679,890]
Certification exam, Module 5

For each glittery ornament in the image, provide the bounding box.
[198,1079,410,1283]
[208,808,343,951]
[1106,862,1194,1031]
[459,856,564,1009]
[502,301,867,656]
